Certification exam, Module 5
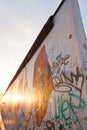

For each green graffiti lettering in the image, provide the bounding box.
[69,92,86,109]
[49,92,86,130]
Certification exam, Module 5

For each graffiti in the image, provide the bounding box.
[51,53,70,75]
[49,46,56,64]
[49,51,84,95]
[1,45,87,130]
[49,92,86,130]
[42,120,55,130]
[53,67,84,96]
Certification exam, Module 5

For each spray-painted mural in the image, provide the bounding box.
[1,0,87,129]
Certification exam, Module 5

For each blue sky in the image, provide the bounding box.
[0,0,87,93]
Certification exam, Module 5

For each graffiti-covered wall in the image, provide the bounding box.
[1,0,87,130]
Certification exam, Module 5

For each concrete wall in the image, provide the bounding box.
[1,0,87,129]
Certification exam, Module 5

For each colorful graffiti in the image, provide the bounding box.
[49,92,86,130]
[0,45,87,130]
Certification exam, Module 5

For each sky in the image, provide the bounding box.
[0,0,87,93]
